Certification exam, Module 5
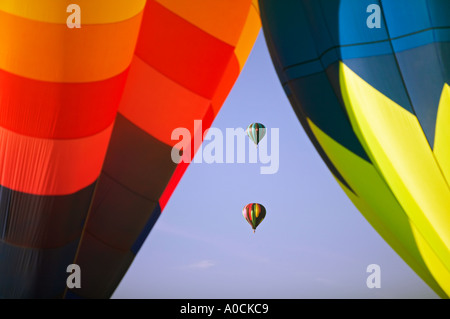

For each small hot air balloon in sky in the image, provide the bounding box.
[246,123,266,146]
[243,203,266,233]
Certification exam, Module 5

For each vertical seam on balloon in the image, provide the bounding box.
[378,1,417,128]
[0,195,8,240]
[424,0,446,83]
[317,0,354,131]
[316,0,374,164]
[433,86,450,192]
[62,178,101,299]
[424,1,450,193]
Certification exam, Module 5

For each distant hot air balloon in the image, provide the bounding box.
[0,0,261,299]
[243,203,266,233]
[247,123,266,146]
[259,0,450,298]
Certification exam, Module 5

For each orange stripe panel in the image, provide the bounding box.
[0,0,146,24]
[154,0,252,46]
[119,56,211,146]
[234,3,261,69]
[0,124,113,195]
[211,54,241,115]
[135,1,234,99]
[0,10,142,82]
[0,68,129,139]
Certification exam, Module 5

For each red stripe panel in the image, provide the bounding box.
[0,68,129,139]
[159,105,215,210]
[211,54,240,115]
[0,124,113,195]
[135,0,235,99]
[118,56,211,146]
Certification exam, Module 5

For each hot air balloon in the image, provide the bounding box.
[259,0,450,298]
[0,0,144,298]
[243,203,266,233]
[0,0,260,299]
[247,122,266,146]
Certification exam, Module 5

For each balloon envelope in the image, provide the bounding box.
[243,203,266,232]
[247,122,266,146]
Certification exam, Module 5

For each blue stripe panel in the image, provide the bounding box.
[261,0,450,151]
[285,92,356,194]
[391,29,435,52]
[337,0,389,45]
[284,60,323,82]
[395,42,450,146]
[260,0,317,69]
[434,29,450,43]
[339,41,393,60]
[427,0,450,27]
[301,0,340,55]
[320,48,341,71]
[0,239,79,299]
[65,290,84,299]
[131,203,161,255]
[437,41,450,88]
[381,0,431,37]
[344,54,413,113]
[288,64,371,162]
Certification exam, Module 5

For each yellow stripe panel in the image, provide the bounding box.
[340,63,450,276]
[0,0,146,24]
[255,204,260,218]
[434,84,450,186]
[155,0,253,46]
[252,0,260,16]
[412,223,450,296]
[0,10,143,82]
[308,118,448,298]
[234,2,261,70]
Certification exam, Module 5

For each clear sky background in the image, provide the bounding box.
[112,32,438,299]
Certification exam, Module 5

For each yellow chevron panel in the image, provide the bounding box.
[412,223,450,296]
[339,62,450,289]
[434,84,450,187]
[308,118,448,298]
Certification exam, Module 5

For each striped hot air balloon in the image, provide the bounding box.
[259,0,450,298]
[0,0,261,299]
[246,122,267,146]
[243,203,266,233]
[0,0,144,299]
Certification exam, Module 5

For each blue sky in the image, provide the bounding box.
[112,32,438,299]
